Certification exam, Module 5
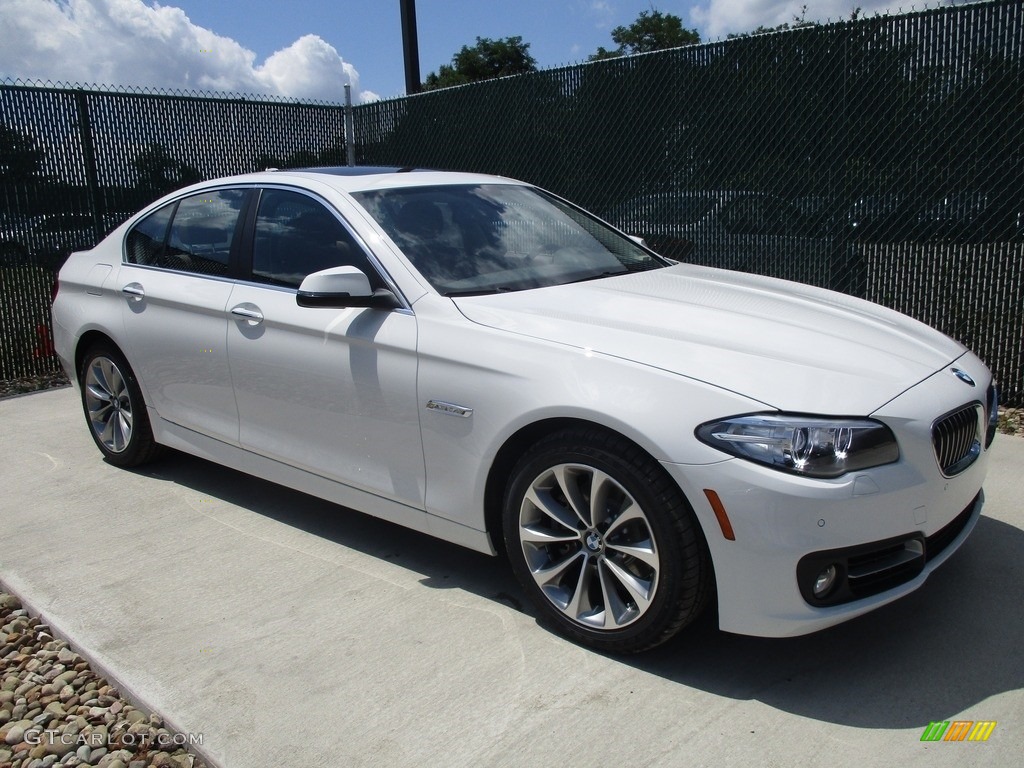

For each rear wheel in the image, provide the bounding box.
[503,427,710,653]
[79,342,161,467]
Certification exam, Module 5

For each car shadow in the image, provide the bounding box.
[132,449,1022,730]
[632,512,1023,729]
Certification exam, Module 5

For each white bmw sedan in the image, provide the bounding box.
[52,168,997,653]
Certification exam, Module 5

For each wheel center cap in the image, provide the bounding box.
[585,530,603,552]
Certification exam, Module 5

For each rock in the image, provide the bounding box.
[0,594,20,610]
[123,709,146,725]
[52,672,76,690]
[44,702,65,718]
[43,732,76,758]
[5,722,27,744]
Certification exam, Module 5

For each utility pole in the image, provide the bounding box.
[400,0,422,94]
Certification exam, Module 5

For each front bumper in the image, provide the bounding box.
[663,353,992,638]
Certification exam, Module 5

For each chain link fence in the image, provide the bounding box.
[1,81,349,380]
[2,0,1022,404]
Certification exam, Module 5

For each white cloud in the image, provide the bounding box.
[255,34,361,103]
[689,0,954,40]
[0,0,374,103]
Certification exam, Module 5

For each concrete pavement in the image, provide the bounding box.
[2,387,1022,767]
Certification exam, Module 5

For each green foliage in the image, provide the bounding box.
[589,10,700,61]
[424,36,537,90]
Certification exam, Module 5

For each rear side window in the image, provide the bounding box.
[251,188,381,289]
[125,205,173,266]
[125,189,246,277]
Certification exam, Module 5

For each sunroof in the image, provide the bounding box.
[279,166,421,176]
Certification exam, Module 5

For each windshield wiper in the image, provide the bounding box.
[565,270,627,285]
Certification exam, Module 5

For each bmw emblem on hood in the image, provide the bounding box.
[951,368,976,386]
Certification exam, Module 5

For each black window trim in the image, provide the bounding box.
[121,185,256,280]
[240,183,411,312]
[120,182,411,312]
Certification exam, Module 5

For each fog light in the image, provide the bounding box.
[813,565,838,598]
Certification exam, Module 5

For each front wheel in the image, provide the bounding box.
[503,428,711,653]
[79,342,161,467]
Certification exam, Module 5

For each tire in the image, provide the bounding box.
[503,427,711,653]
[79,342,161,467]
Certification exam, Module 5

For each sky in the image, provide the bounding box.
[0,0,943,104]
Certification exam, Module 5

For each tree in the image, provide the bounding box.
[590,10,700,61]
[726,5,818,38]
[424,36,537,90]
[0,123,44,182]
[133,143,201,193]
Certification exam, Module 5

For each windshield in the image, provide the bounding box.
[352,184,667,296]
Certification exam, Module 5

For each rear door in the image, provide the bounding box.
[119,188,249,443]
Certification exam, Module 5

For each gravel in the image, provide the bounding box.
[0,373,70,401]
[0,593,211,768]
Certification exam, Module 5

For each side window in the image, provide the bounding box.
[165,190,246,276]
[125,190,245,276]
[251,189,381,289]
[125,204,173,266]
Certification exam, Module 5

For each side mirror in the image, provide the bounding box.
[296,266,400,309]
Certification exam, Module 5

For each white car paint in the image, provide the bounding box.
[52,168,994,645]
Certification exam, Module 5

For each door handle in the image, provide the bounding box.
[230,304,264,325]
[121,283,145,301]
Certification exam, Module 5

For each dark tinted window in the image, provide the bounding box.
[251,189,380,288]
[125,190,245,275]
[165,190,245,276]
[125,204,173,266]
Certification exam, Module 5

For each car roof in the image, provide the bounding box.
[189,166,522,195]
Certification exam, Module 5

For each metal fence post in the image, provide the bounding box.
[345,84,356,167]
[74,89,103,242]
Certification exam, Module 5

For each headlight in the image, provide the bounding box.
[696,414,899,478]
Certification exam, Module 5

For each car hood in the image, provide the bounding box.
[452,264,966,414]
